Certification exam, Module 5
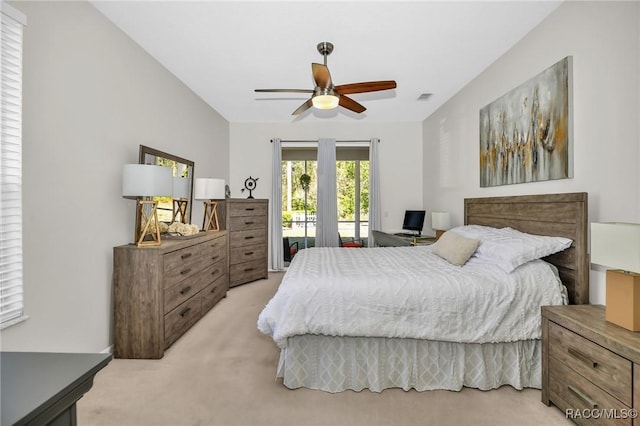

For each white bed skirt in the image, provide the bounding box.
[277,335,541,393]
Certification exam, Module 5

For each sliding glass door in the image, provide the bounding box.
[281,144,369,256]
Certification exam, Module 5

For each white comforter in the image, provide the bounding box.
[257,246,567,348]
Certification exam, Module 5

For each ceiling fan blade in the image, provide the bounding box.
[312,63,333,89]
[335,80,397,95]
[255,89,314,93]
[292,99,313,115]
[339,95,366,114]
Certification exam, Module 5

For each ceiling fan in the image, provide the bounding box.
[255,42,397,115]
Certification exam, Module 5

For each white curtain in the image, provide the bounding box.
[315,138,338,247]
[270,138,284,270]
[368,138,381,247]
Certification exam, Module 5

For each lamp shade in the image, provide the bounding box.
[172,177,190,199]
[122,164,172,198]
[591,222,640,273]
[194,178,225,200]
[431,211,451,231]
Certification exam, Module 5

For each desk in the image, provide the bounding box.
[1,352,112,426]
[372,230,436,247]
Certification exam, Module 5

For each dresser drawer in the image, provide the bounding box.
[228,214,267,231]
[230,228,267,248]
[203,259,226,285]
[163,260,224,313]
[164,296,202,348]
[228,201,267,217]
[549,322,632,405]
[230,243,266,265]
[163,242,210,288]
[230,259,267,287]
[549,362,631,426]
[201,235,227,260]
[201,275,227,313]
[201,241,226,267]
[164,274,208,313]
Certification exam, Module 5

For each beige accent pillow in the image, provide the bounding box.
[432,231,479,266]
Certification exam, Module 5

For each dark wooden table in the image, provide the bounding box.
[1,351,112,425]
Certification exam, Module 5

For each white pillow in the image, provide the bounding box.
[432,231,479,266]
[447,224,505,240]
[450,225,572,272]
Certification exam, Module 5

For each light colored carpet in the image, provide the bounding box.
[78,272,572,426]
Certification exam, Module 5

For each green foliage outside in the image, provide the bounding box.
[337,161,369,221]
[282,211,293,228]
[281,160,369,222]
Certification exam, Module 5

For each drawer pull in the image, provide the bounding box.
[245,251,254,256]
[245,208,255,211]
[179,307,192,317]
[245,221,255,225]
[568,385,598,409]
[211,255,220,261]
[210,286,218,294]
[211,269,220,276]
[244,267,255,272]
[568,347,599,368]
[181,252,192,260]
[244,236,255,240]
[179,286,192,295]
[180,268,192,275]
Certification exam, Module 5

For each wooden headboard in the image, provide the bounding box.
[464,192,589,305]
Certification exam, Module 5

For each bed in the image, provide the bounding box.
[258,193,589,393]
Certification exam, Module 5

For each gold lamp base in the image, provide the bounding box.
[202,200,220,232]
[172,198,188,224]
[606,269,640,332]
[135,199,162,247]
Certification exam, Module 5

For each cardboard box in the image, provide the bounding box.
[606,269,640,332]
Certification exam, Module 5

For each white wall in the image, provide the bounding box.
[422,1,640,304]
[5,0,632,352]
[0,1,229,352]
[229,122,424,262]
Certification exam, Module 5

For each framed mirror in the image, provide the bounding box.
[138,145,194,225]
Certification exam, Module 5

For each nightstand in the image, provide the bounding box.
[541,305,640,425]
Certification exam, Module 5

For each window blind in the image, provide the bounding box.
[1,2,26,328]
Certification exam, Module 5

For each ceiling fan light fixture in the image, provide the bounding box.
[312,94,339,110]
[256,42,396,115]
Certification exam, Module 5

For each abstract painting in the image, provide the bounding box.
[479,56,572,187]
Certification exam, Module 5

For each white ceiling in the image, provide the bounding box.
[91,1,562,124]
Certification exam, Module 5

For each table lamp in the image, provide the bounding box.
[431,211,451,240]
[591,222,640,331]
[194,178,225,231]
[172,177,190,224]
[122,164,173,247]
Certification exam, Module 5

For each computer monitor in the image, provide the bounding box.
[402,210,426,235]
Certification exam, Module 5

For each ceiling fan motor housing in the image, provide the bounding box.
[314,87,336,96]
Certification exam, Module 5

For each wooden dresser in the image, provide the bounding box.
[542,305,640,425]
[218,198,268,287]
[113,231,228,359]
